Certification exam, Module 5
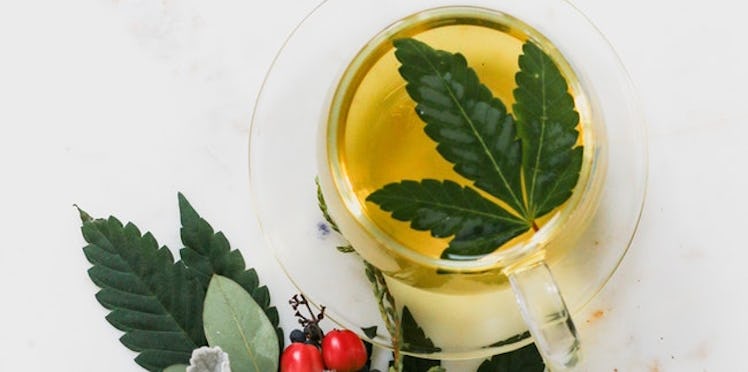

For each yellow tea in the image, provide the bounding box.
[317,6,605,355]
[326,8,594,293]
[331,8,587,263]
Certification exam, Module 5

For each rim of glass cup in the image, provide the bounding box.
[324,5,605,272]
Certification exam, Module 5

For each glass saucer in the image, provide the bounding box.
[249,0,647,359]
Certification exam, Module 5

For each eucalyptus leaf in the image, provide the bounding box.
[178,193,283,350]
[164,365,188,372]
[203,275,279,372]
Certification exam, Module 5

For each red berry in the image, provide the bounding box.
[321,329,367,372]
[280,343,324,372]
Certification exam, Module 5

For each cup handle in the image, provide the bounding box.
[506,259,581,370]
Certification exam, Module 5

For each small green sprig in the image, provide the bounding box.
[364,261,404,371]
[316,177,354,253]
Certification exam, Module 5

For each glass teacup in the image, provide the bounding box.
[317,6,606,369]
[249,0,646,369]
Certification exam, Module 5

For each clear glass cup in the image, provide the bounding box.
[249,0,647,369]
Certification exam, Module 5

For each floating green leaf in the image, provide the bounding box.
[477,343,545,372]
[513,42,582,219]
[178,193,283,350]
[79,211,206,371]
[203,275,279,372]
[391,38,525,216]
[367,179,529,259]
[367,38,583,259]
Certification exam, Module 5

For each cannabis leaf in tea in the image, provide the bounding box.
[367,38,583,260]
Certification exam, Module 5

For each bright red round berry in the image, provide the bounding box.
[280,342,324,372]
[321,329,367,372]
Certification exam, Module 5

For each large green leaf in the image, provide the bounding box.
[203,275,279,372]
[393,37,526,216]
[513,42,583,219]
[367,179,529,260]
[401,306,441,371]
[477,343,545,372]
[367,38,583,259]
[79,212,207,371]
[178,193,283,350]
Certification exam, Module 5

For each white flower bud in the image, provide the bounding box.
[186,346,231,372]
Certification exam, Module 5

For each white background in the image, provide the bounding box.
[1,0,745,370]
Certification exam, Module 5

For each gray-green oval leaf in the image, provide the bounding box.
[203,275,279,372]
[163,365,187,372]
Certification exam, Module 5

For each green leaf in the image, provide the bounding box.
[477,343,545,372]
[513,42,583,219]
[163,365,187,372]
[367,38,583,259]
[75,205,92,223]
[80,215,207,371]
[362,326,378,339]
[485,331,531,348]
[178,193,283,350]
[337,245,355,253]
[392,38,526,216]
[425,367,447,372]
[401,306,441,371]
[203,275,279,372]
[367,179,529,259]
[361,337,376,372]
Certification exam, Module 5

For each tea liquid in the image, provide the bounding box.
[334,11,584,259]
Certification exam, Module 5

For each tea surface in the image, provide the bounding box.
[336,14,583,259]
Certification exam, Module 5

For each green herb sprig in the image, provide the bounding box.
[367,38,583,260]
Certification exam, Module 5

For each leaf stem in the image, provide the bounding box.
[531,221,539,232]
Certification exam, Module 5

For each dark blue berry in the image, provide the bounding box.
[289,329,306,343]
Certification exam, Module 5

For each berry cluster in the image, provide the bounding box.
[281,295,367,372]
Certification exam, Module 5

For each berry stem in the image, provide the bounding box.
[289,294,326,327]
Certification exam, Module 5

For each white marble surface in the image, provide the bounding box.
[1,0,746,371]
